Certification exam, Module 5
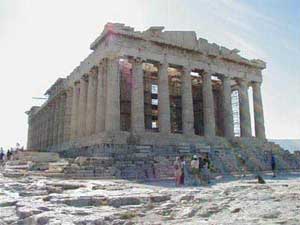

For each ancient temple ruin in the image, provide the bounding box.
[26,23,267,151]
[25,23,300,178]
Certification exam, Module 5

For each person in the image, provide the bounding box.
[6,150,12,160]
[191,155,199,173]
[202,154,210,185]
[271,153,276,177]
[174,157,182,186]
[190,155,200,186]
[180,156,185,185]
[0,148,4,162]
[236,153,247,177]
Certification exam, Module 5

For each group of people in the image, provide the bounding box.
[174,154,211,187]
[0,147,24,163]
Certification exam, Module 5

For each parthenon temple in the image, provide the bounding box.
[26,23,267,151]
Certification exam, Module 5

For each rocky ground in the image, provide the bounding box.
[1,173,300,225]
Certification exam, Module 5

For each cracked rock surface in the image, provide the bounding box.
[0,173,300,224]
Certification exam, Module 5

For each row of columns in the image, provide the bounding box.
[28,56,266,150]
[28,91,73,150]
[69,57,265,140]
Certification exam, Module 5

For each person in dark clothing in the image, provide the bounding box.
[180,156,185,185]
[271,153,276,177]
[0,149,4,161]
[6,150,11,160]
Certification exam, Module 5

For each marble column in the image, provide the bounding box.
[105,58,120,132]
[158,60,171,133]
[42,110,48,148]
[70,82,80,139]
[63,87,73,142]
[131,58,145,133]
[221,76,234,139]
[57,94,66,144]
[52,98,60,145]
[27,118,33,149]
[202,72,216,137]
[45,107,50,147]
[252,82,266,139]
[86,67,98,136]
[181,66,194,135]
[78,75,88,137]
[238,79,252,137]
[47,102,54,147]
[96,61,105,133]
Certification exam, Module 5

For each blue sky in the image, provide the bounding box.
[0,0,299,149]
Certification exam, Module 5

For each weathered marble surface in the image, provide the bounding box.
[1,173,300,225]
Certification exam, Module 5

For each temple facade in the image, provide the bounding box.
[26,23,266,151]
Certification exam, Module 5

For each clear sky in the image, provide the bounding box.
[0,0,299,149]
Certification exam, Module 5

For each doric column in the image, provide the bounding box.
[131,58,145,133]
[42,110,48,149]
[252,82,266,139]
[202,72,216,137]
[44,107,50,148]
[181,66,194,135]
[52,98,60,145]
[105,58,120,132]
[221,75,234,139]
[63,87,73,142]
[47,103,54,147]
[70,82,80,139]
[78,75,88,137]
[157,60,171,133]
[27,117,33,149]
[57,94,66,144]
[86,67,98,136]
[96,61,105,133]
[37,115,41,149]
[238,79,252,137]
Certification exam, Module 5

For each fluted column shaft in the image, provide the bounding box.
[158,60,171,133]
[27,118,33,149]
[86,68,98,136]
[96,62,105,133]
[202,72,216,137]
[53,98,61,145]
[181,66,194,135]
[42,110,48,148]
[105,58,120,132]
[131,58,145,133]
[57,94,66,144]
[239,79,252,137]
[252,82,266,139]
[63,88,73,142]
[78,76,88,137]
[222,76,234,139]
[47,103,54,147]
[70,82,80,139]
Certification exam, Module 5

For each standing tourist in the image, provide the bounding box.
[6,150,11,160]
[180,156,185,185]
[191,155,200,186]
[271,153,276,177]
[174,157,182,186]
[202,153,211,185]
[0,148,4,163]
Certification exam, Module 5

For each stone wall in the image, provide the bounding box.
[48,139,300,180]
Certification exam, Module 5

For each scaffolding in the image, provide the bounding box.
[231,90,241,137]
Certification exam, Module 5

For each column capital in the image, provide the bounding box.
[181,64,192,73]
[81,74,89,82]
[237,78,250,86]
[219,74,231,81]
[202,70,214,77]
[251,81,262,87]
[89,66,98,76]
